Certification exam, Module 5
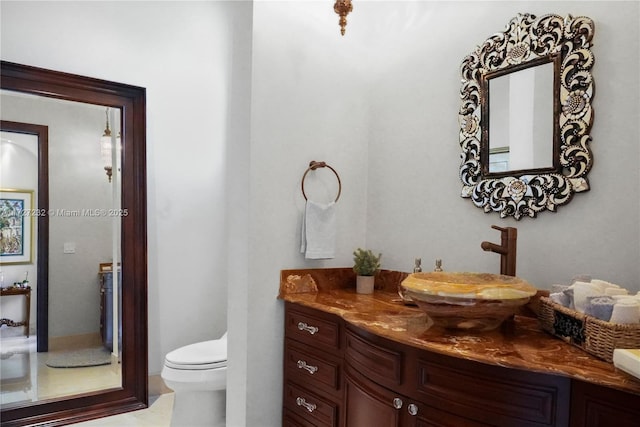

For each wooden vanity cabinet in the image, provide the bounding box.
[98,265,121,351]
[283,303,344,426]
[283,301,639,427]
[344,326,570,427]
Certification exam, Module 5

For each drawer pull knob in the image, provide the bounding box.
[408,403,418,416]
[296,397,317,413]
[393,398,403,409]
[297,322,319,335]
[297,360,319,374]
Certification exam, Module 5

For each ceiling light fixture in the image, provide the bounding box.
[334,0,353,36]
[100,108,120,183]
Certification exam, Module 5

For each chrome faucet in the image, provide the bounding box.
[481,225,517,276]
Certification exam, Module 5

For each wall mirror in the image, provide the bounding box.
[459,13,595,219]
[0,61,147,426]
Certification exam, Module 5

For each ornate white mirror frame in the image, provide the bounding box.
[459,13,595,219]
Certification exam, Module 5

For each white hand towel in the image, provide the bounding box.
[300,200,336,259]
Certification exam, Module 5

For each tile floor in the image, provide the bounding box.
[1,335,120,406]
[1,334,176,426]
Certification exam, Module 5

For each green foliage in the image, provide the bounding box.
[352,248,382,276]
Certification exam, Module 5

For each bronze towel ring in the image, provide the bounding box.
[301,160,342,202]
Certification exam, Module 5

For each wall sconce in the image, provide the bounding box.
[334,0,353,36]
[100,108,120,183]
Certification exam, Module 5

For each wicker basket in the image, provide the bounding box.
[538,296,640,362]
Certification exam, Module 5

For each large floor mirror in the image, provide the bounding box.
[0,61,147,426]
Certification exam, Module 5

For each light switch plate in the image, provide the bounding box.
[63,242,76,254]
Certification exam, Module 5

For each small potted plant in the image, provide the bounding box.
[353,248,382,294]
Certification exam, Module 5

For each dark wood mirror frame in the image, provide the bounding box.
[0,61,148,426]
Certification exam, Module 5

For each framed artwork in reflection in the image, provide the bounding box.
[0,189,34,264]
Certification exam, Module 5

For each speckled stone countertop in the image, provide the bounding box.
[278,268,640,395]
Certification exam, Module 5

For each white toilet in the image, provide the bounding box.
[161,332,227,427]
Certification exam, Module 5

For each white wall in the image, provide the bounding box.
[240,2,372,424]
[0,0,246,375]
[364,1,640,291]
[2,2,639,427]
[248,1,639,425]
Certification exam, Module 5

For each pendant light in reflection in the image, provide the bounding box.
[100,108,120,183]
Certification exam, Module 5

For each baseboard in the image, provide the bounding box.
[49,332,102,351]
[149,374,174,396]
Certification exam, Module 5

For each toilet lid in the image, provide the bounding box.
[165,339,227,370]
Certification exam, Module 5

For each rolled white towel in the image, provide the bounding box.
[605,287,628,297]
[585,296,615,321]
[571,274,592,284]
[590,279,612,292]
[551,284,569,294]
[562,287,575,310]
[573,281,602,314]
[612,295,636,303]
[550,292,571,307]
[609,300,640,324]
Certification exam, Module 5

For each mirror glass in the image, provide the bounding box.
[459,13,595,219]
[488,62,554,173]
[0,61,146,426]
[1,91,122,407]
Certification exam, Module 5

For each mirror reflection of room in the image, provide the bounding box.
[0,91,122,407]
[488,62,554,173]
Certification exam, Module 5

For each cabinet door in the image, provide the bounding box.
[345,370,403,427]
[570,380,640,427]
[99,286,106,344]
[415,354,570,426]
[345,367,487,427]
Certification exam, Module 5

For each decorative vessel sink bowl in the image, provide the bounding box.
[400,272,537,331]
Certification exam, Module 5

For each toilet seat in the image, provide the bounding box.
[161,335,228,424]
[165,339,227,370]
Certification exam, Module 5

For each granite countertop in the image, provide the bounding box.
[279,268,640,395]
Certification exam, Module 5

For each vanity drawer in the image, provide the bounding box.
[285,339,341,392]
[345,329,403,390]
[285,304,341,351]
[284,382,339,427]
[283,408,319,427]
